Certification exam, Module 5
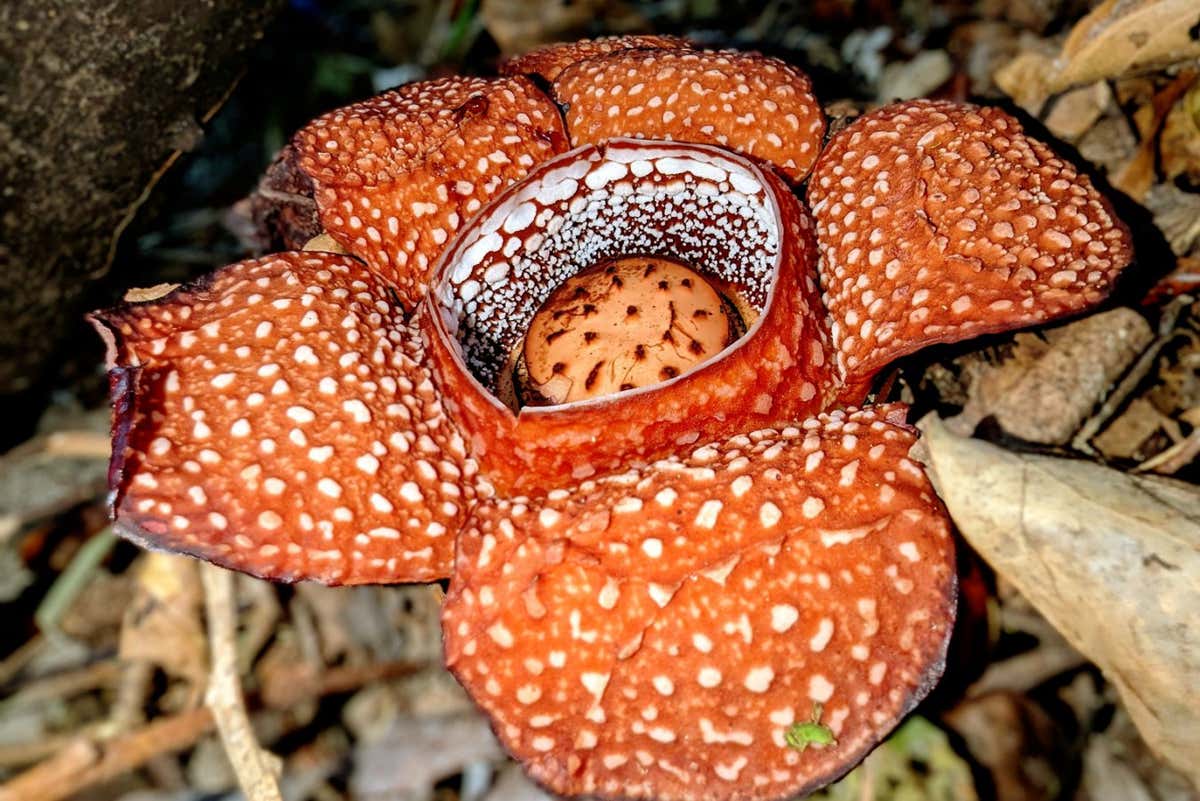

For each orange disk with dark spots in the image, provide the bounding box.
[90,253,479,584]
[554,49,826,183]
[501,34,694,81]
[443,406,957,801]
[807,100,1134,391]
[521,256,740,405]
[421,139,837,494]
[291,76,569,307]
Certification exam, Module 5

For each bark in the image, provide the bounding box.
[0,0,284,396]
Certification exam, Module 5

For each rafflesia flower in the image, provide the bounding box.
[91,36,1132,801]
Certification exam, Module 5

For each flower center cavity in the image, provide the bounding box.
[504,255,748,407]
[431,140,783,410]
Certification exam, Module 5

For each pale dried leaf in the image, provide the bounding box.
[916,415,1200,787]
[119,553,207,687]
[1051,0,1200,91]
[481,0,641,55]
[1044,81,1112,141]
[912,419,1195,786]
[952,308,1154,444]
[995,50,1058,115]
[351,714,503,801]
[123,283,180,303]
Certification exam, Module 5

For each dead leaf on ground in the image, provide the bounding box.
[351,714,502,801]
[481,0,646,55]
[1112,71,1197,201]
[119,553,207,690]
[950,307,1154,444]
[944,692,1069,801]
[1051,0,1200,91]
[1161,80,1200,184]
[916,415,1200,787]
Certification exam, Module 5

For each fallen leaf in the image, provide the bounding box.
[945,692,1070,801]
[1093,397,1169,460]
[994,49,1057,115]
[1043,81,1112,141]
[1161,79,1200,183]
[951,308,1154,445]
[481,0,645,55]
[350,714,503,800]
[1051,0,1200,91]
[1112,71,1198,201]
[916,415,1200,787]
[119,553,207,688]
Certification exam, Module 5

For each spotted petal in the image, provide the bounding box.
[808,100,1133,395]
[501,35,695,81]
[90,252,479,584]
[285,76,569,306]
[553,49,826,183]
[443,406,956,801]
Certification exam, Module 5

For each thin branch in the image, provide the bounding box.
[0,707,214,801]
[201,563,284,801]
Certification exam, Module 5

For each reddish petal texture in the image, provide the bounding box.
[808,100,1134,390]
[554,49,826,183]
[444,407,956,801]
[422,140,836,494]
[291,76,569,305]
[502,35,695,81]
[90,253,479,584]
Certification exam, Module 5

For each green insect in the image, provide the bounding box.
[784,703,838,752]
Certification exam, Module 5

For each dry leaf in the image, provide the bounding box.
[944,692,1069,801]
[351,714,502,800]
[1161,80,1200,183]
[952,308,1153,445]
[119,552,207,688]
[1112,71,1197,201]
[994,50,1057,115]
[916,415,1200,787]
[1051,0,1200,91]
[1043,81,1112,141]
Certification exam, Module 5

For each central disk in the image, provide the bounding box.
[514,256,744,406]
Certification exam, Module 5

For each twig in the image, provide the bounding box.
[0,657,426,800]
[0,706,215,801]
[1134,427,1200,474]
[0,659,121,711]
[1072,297,1191,454]
[201,563,284,801]
[34,528,118,634]
[0,635,44,686]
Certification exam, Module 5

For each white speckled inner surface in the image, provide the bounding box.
[433,141,781,390]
